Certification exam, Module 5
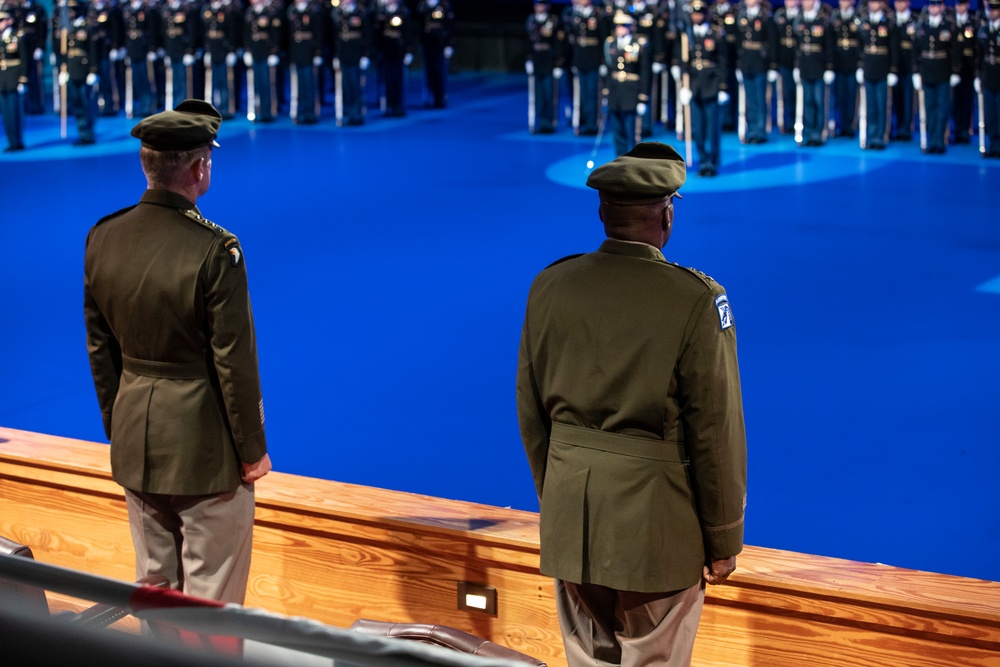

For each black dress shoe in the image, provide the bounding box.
[697,167,709,176]
[953,137,970,145]
[3,145,26,153]
[703,168,718,177]
[893,132,912,141]
[73,137,95,146]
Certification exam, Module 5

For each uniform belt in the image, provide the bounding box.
[577,37,599,46]
[920,51,948,60]
[781,37,796,47]
[550,423,686,463]
[838,38,859,47]
[864,46,888,55]
[800,44,822,53]
[122,354,209,379]
[741,41,763,49]
[693,60,716,70]
[613,71,639,81]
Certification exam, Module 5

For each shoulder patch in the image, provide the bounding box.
[225,236,242,266]
[95,204,138,226]
[715,293,735,330]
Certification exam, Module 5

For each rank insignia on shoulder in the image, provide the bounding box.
[715,293,734,330]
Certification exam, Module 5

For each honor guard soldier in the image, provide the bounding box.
[951,0,976,144]
[857,0,897,149]
[676,0,729,176]
[374,0,414,117]
[563,0,605,135]
[11,0,46,114]
[628,0,660,137]
[912,0,959,153]
[121,0,160,117]
[0,9,28,151]
[830,0,860,136]
[416,0,454,109]
[87,0,123,116]
[654,1,676,133]
[526,1,565,133]
[710,0,738,130]
[892,0,917,139]
[771,0,800,133]
[201,0,240,119]
[331,0,371,126]
[56,0,100,144]
[243,0,282,122]
[286,0,323,124]
[792,0,834,145]
[161,0,197,108]
[734,0,775,143]
[603,11,649,154]
[975,0,1000,156]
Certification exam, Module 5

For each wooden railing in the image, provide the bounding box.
[1,426,998,666]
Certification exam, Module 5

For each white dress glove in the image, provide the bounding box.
[50,52,57,65]
[226,52,237,67]
[718,90,730,104]
[792,67,801,84]
[912,73,922,91]
[86,72,98,85]
[267,54,279,67]
[856,67,864,84]
[768,69,779,83]
[553,66,564,79]
[652,61,665,74]
[360,56,370,70]
[444,46,453,59]
[974,77,981,93]
[599,64,608,76]
[244,51,253,66]
[735,68,743,83]
[823,70,835,84]
[671,65,681,81]
[636,102,647,115]
[17,82,26,93]
[313,55,323,66]
[182,53,195,66]
[34,48,43,60]
[525,60,534,75]
[58,71,69,85]
[680,87,692,105]
[887,72,898,87]
[950,73,961,87]
[403,53,413,66]
[147,51,158,62]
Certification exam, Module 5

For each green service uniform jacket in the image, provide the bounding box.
[516,239,747,593]
[84,189,268,496]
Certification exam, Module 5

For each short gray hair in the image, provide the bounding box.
[140,145,210,189]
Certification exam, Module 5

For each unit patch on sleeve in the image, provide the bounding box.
[715,294,734,330]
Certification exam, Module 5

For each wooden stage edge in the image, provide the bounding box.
[1,426,998,667]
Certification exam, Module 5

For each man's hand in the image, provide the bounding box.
[703,556,736,585]
[241,453,272,483]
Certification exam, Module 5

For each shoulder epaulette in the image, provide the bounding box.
[95,204,137,226]
[671,263,719,289]
[545,253,585,270]
[181,208,231,236]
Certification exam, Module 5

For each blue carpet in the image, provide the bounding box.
[2,72,997,582]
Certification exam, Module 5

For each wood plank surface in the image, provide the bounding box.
[1,426,998,667]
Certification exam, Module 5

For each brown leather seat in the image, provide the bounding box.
[0,535,170,629]
[350,618,547,666]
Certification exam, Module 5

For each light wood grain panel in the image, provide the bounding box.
[2,426,998,667]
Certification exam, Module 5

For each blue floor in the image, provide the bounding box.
[2,72,998,582]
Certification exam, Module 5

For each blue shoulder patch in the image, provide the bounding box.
[715,293,734,331]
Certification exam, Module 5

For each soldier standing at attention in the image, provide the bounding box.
[160,0,198,108]
[0,9,28,151]
[87,0,122,116]
[373,0,414,117]
[603,11,648,155]
[286,0,324,124]
[734,0,774,143]
[121,0,160,117]
[892,0,917,140]
[771,0,800,132]
[857,0,897,149]
[416,0,454,109]
[830,0,860,137]
[526,0,565,134]
[676,0,729,176]
[951,0,977,145]
[11,0,47,115]
[517,141,747,667]
[710,0,738,131]
[201,0,240,119]
[85,99,271,605]
[792,0,834,145]
[243,0,282,122]
[975,0,1000,156]
[56,0,100,144]
[563,0,604,136]
[331,0,371,127]
[912,0,959,154]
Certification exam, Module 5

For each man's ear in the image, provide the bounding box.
[598,202,604,223]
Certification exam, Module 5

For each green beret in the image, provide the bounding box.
[586,142,686,205]
[131,99,223,152]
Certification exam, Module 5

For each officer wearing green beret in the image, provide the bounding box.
[517,142,747,667]
[84,99,272,604]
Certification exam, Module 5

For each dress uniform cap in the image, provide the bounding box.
[613,10,636,24]
[989,0,1000,8]
[131,99,223,151]
[0,10,10,19]
[689,0,709,12]
[586,142,686,204]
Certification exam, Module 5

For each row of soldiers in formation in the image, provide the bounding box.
[0,0,454,151]
[527,0,1000,176]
